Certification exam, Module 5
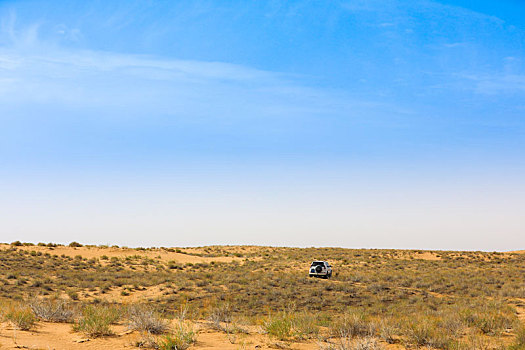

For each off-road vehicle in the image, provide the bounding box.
[309,261,332,278]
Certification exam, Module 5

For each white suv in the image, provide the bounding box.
[309,261,332,279]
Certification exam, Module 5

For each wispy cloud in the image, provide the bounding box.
[460,73,525,95]
[0,14,411,126]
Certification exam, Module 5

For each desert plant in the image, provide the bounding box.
[509,326,525,350]
[321,337,385,350]
[157,323,196,350]
[377,320,396,344]
[133,331,159,348]
[292,312,319,339]
[208,303,233,332]
[128,305,170,334]
[29,297,76,323]
[264,313,293,340]
[73,304,121,337]
[352,338,385,350]
[331,311,374,338]
[3,304,37,330]
[402,317,453,349]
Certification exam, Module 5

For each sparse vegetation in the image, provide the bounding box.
[0,243,523,349]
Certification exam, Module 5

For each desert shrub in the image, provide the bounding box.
[377,320,397,344]
[127,305,170,334]
[264,313,293,340]
[73,305,121,337]
[156,323,196,350]
[402,317,453,349]
[461,301,517,335]
[134,331,159,348]
[3,303,37,330]
[29,298,76,323]
[352,338,384,350]
[69,241,83,247]
[510,326,525,349]
[438,312,465,338]
[330,311,375,338]
[322,337,385,350]
[67,290,79,301]
[208,303,233,332]
[448,334,492,350]
[292,312,319,339]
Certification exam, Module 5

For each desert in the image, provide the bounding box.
[0,243,524,349]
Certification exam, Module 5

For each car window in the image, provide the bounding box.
[311,262,324,266]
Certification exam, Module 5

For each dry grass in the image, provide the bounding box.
[127,305,170,334]
[1,302,36,330]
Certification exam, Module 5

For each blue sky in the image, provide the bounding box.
[1,0,524,250]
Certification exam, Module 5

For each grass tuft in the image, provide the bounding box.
[73,304,121,337]
[2,303,36,330]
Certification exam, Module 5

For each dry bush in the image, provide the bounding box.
[29,297,76,323]
[402,316,453,349]
[377,319,397,344]
[128,305,170,334]
[330,311,375,339]
[208,303,233,332]
[321,337,384,350]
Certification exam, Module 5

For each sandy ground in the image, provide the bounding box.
[0,244,242,264]
[0,320,324,350]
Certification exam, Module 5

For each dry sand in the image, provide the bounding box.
[0,244,242,264]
